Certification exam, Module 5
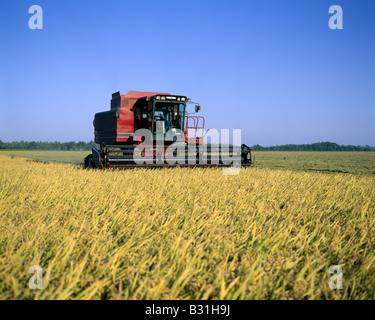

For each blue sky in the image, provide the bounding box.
[0,0,374,146]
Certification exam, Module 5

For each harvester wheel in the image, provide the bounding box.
[84,154,95,169]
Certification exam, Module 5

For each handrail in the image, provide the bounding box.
[185,112,205,140]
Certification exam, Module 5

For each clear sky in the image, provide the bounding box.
[0,0,374,146]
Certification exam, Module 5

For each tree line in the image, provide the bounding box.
[0,140,373,151]
[250,142,374,151]
[0,140,98,151]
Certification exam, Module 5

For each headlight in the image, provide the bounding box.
[161,96,166,100]
[156,96,160,100]
[181,97,186,102]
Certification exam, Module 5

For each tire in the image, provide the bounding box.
[84,154,95,169]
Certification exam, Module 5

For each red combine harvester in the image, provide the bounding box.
[85,91,252,169]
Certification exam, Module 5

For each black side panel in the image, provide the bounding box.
[94,110,117,145]
[92,148,101,168]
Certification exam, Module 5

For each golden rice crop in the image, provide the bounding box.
[0,155,374,299]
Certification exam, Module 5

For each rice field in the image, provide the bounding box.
[1,150,374,174]
[0,153,374,299]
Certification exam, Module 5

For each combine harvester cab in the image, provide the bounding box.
[85,91,252,169]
